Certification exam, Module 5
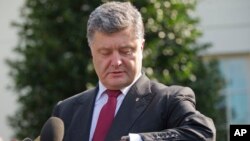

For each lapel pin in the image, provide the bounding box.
[135,98,140,101]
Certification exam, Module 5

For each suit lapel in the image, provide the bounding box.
[69,88,98,141]
[106,75,155,141]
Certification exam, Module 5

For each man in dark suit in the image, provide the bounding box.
[52,1,216,141]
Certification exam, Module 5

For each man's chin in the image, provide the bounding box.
[106,81,130,90]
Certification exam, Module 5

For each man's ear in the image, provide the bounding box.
[141,39,145,50]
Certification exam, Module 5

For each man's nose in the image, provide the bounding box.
[111,52,122,68]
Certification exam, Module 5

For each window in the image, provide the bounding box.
[219,57,250,124]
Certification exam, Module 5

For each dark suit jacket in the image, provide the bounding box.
[52,75,216,141]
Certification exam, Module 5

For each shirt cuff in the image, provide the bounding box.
[129,133,142,141]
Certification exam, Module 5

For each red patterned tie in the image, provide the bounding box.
[92,90,121,141]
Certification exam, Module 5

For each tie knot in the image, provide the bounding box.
[106,89,121,98]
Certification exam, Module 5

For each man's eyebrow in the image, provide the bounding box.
[119,44,134,48]
[97,46,111,50]
[97,48,112,53]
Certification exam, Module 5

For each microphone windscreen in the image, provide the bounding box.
[40,117,64,141]
[22,137,33,141]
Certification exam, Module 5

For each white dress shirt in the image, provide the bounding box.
[89,73,142,141]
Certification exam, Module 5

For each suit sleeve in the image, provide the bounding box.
[138,86,216,141]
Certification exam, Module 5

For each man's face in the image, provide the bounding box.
[90,27,144,90]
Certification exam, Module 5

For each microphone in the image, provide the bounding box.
[22,137,33,141]
[40,117,64,141]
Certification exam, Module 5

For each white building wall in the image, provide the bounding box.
[197,0,250,55]
[0,0,22,140]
